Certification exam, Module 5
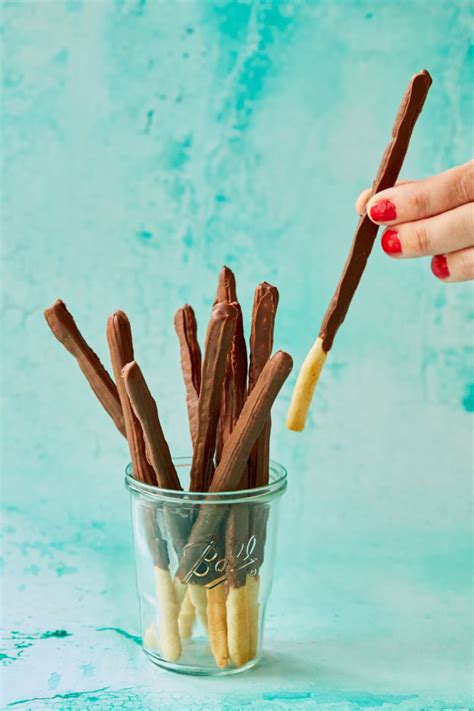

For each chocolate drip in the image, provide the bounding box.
[320,70,432,352]
[44,300,126,437]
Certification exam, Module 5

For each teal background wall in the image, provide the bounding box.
[2,1,472,708]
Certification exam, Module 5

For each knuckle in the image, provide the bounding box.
[464,203,474,232]
[411,189,431,215]
[455,161,474,204]
[412,222,431,254]
[458,248,474,279]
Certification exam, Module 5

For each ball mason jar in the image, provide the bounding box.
[125,457,287,676]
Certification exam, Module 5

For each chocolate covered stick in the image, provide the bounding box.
[189,302,238,492]
[287,69,432,431]
[122,361,181,491]
[211,351,293,493]
[209,267,248,668]
[107,313,182,662]
[245,283,279,661]
[214,267,248,464]
[107,311,157,485]
[216,350,291,667]
[44,300,126,437]
[174,305,201,448]
[178,352,292,580]
[248,283,279,488]
[178,352,292,572]
[123,360,191,568]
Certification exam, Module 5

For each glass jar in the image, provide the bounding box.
[125,457,287,676]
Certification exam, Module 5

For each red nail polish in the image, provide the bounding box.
[381,228,402,255]
[431,254,450,280]
[370,199,397,222]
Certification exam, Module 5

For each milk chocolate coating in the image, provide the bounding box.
[214,267,250,586]
[225,504,249,588]
[210,351,293,493]
[106,311,157,486]
[248,283,279,488]
[177,504,228,582]
[189,302,238,492]
[123,360,193,558]
[177,351,292,581]
[122,361,181,491]
[44,300,126,437]
[214,267,248,468]
[320,70,432,352]
[174,305,201,448]
[247,283,279,580]
[142,504,170,570]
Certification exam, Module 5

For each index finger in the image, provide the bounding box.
[355,180,412,215]
[366,161,474,225]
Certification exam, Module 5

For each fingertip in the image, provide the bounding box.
[355,188,372,215]
[431,254,450,280]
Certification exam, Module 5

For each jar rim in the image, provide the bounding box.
[124,456,287,504]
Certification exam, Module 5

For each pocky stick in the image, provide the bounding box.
[44,300,126,437]
[287,70,433,431]
[246,282,279,659]
[211,267,248,668]
[122,360,181,491]
[248,282,279,488]
[177,352,293,577]
[174,305,201,448]
[107,311,181,661]
[189,303,237,492]
[123,360,191,560]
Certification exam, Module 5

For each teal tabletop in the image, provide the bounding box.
[2,1,472,709]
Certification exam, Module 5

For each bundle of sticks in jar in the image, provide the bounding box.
[44,267,293,668]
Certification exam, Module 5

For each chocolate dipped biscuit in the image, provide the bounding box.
[287,70,432,432]
[189,302,238,492]
[44,300,126,437]
[174,305,201,448]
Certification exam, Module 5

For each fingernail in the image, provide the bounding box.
[381,228,402,255]
[369,199,397,222]
[431,254,450,280]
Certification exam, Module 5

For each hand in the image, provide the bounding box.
[356,161,474,283]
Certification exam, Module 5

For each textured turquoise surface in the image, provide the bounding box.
[2,1,473,709]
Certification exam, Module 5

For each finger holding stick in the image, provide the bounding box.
[363,162,474,283]
[287,69,432,431]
